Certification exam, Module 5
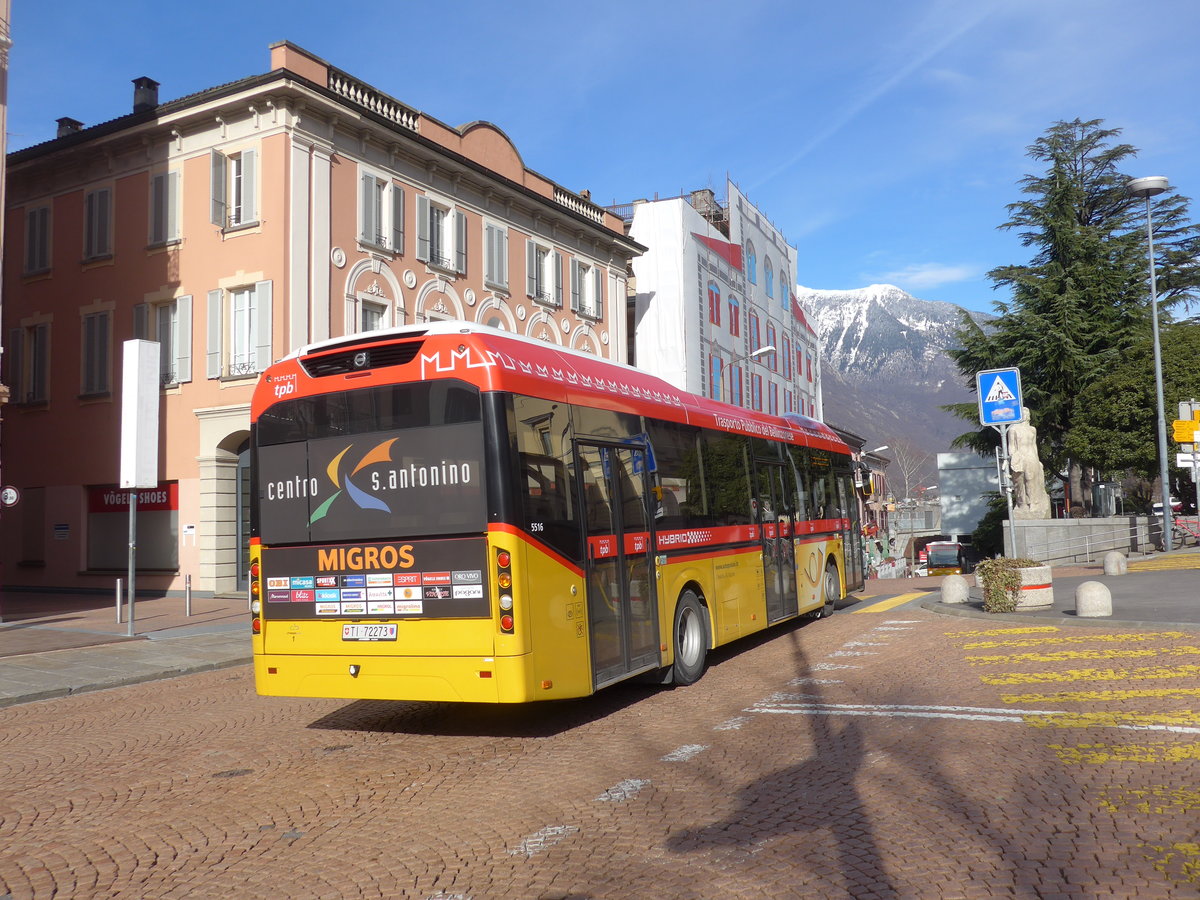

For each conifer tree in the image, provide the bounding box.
[948,118,1200,511]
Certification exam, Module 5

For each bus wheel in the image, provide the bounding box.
[672,591,708,685]
[820,562,840,617]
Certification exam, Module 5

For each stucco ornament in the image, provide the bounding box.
[1009,406,1051,520]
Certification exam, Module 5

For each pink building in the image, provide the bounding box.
[1,42,641,598]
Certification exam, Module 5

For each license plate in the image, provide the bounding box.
[342,623,398,642]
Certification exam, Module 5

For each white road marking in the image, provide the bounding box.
[595,779,650,802]
[714,716,751,730]
[509,825,580,857]
[812,663,861,671]
[661,744,709,762]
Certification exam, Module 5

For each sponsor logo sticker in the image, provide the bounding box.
[341,574,366,588]
[290,576,316,590]
[315,575,339,588]
[267,589,291,603]
[291,589,315,602]
[395,586,422,601]
[422,571,452,585]
[267,577,290,590]
[452,570,483,584]
[315,589,341,602]
[366,573,393,587]
[395,600,424,615]
[368,601,395,615]
[339,589,364,602]
[315,603,341,615]
[340,601,367,615]
[393,573,422,586]
[423,585,451,600]
[367,587,395,601]
[452,584,484,599]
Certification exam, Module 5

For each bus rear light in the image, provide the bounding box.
[497,572,512,589]
[251,618,261,634]
[500,614,514,632]
[251,600,261,614]
[541,680,553,690]
[499,594,513,611]
[479,670,493,678]
[496,550,511,568]
[250,561,260,578]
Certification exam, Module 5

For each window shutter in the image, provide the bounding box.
[176,295,193,383]
[359,172,375,243]
[416,195,430,261]
[570,261,581,312]
[31,324,48,403]
[526,241,537,297]
[84,192,96,258]
[254,280,273,372]
[241,150,258,223]
[210,151,227,227]
[133,303,149,340]
[150,174,167,244]
[206,289,222,379]
[6,328,21,402]
[391,185,404,253]
[455,211,467,273]
[498,228,508,287]
[484,225,496,284]
[97,189,111,256]
[167,172,180,242]
[591,268,603,318]
[554,251,564,306]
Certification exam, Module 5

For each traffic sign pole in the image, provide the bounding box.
[977,368,1024,558]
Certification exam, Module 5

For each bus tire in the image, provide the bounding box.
[671,591,708,686]
[819,561,840,617]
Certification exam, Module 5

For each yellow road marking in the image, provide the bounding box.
[1142,842,1200,884]
[1129,554,1200,571]
[1003,686,1200,704]
[1026,710,1200,730]
[982,663,1200,685]
[946,626,1060,638]
[964,631,1186,650]
[1099,786,1200,814]
[850,591,928,613]
[968,646,1200,665]
[1051,742,1200,764]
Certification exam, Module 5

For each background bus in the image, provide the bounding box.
[925,541,966,576]
[249,322,863,703]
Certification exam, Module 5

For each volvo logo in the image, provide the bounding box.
[353,351,370,369]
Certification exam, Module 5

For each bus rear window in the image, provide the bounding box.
[256,382,485,544]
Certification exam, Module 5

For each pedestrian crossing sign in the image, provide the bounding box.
[976,367,1023,426]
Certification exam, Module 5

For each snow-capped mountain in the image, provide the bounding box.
[796,284,994,490]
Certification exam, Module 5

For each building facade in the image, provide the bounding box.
[618,181,822,420]
[1,42,641,596]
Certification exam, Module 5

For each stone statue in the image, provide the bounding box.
[1008,407,1051,519]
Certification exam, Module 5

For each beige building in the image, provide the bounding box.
[1,42,641,597]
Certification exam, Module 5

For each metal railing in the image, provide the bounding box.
[1007,518,1186,564]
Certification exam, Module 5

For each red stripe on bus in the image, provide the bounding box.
[487,522,585,577]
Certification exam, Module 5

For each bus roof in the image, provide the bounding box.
[256,321,849,455]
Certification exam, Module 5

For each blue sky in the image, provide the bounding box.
[10,0,1200,313]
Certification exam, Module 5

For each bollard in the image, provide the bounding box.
[185,574,192,617]
[116,577,123,623]
[1076,581,1112,618]
[1102,551,1128,576]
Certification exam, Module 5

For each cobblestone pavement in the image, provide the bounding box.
[3,607,1200,898]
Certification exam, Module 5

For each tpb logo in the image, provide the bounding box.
[273,377,296,399]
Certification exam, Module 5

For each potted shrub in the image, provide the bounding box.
[975,557,1053,613]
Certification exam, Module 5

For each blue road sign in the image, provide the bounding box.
[977,367,1023,426]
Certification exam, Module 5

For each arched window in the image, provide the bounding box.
[710,353,724,401]
[728,295,741,336]
[708,281,721,326]
[782,336,792,379]
[748,312,760,351]
[765,324,777,371]
[765,258,774,299]
[779,267,789,308]
[745,241,757,284]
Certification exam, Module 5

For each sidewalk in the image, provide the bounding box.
[1,548,1196,709]
[0,591,250,708]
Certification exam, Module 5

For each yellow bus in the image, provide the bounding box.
[249,322,863,703]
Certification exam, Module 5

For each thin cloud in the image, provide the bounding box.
[871,263,978,290]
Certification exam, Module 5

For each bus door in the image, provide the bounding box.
[755,460,799,622]
[576,442,660,688]
[837,471,865,592]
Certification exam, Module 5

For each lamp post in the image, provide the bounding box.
[1127,175,1173,552]
[724,345,775,405]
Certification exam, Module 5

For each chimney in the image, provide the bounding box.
[56,117,83,138]
[132,77,159,113]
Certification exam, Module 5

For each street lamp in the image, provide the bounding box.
[724,345,775,405]
[1127,175,1173,552]
[867,445,889,454]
